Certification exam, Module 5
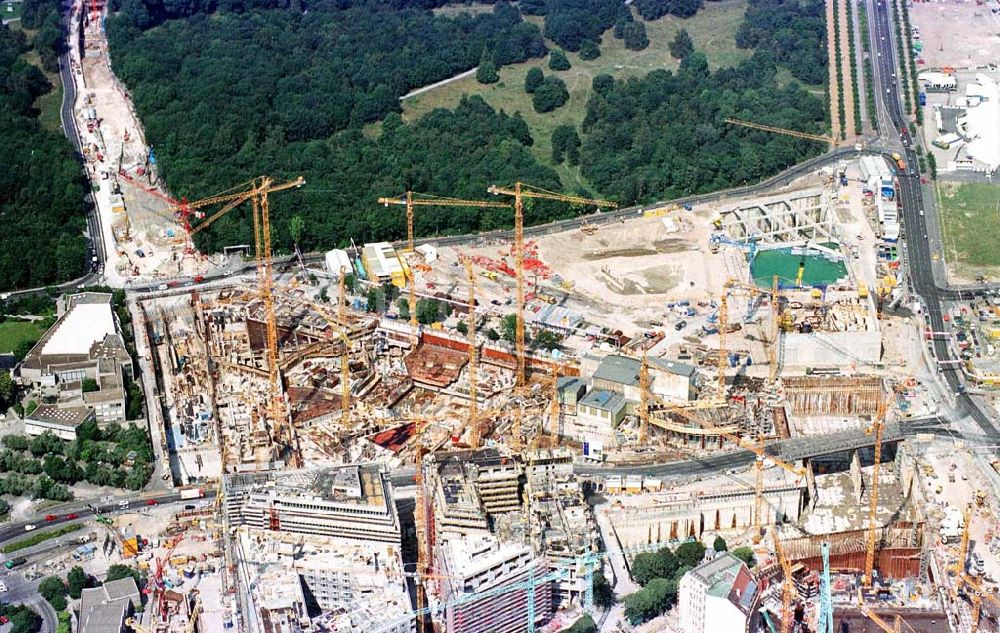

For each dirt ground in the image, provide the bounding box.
[909,1,1000,69]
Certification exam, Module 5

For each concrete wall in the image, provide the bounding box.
[607,486,804,549]
[782,330,881,367]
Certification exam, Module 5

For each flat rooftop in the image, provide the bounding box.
[42,302,116,357]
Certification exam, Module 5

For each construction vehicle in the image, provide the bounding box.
[890,151,907,171]
[725,118,835,146]
[579,220,597,235]
[377,192,511,330]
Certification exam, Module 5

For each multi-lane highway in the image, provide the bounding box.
[868,0,1000,443]
[0,489,213,546]
[866,0,999,442]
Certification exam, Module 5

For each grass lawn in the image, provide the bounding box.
[0,320,44,354]
[401,0,750,187]
[20,49,64,133]
[939,182,1000,275]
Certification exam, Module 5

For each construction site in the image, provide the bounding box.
[56,4,1000,629]
[94,134,1000,633]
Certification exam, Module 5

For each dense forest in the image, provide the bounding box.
[109,0,546,134]
[579,52,827,202]
[176,97,567,253]
[736,0,827,85]
[0,10,90,292]
[105,0,831,253]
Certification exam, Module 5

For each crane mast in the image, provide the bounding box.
[724,118,835,145]
[772,528,795,633]
[463,257,481,448]
[176,176,304,464]
[486,182,616,392]
[769,274,781,382]
[863,398,888,586]
[638,355,650,445]
[717,291,728,401]
[378,192,510,330]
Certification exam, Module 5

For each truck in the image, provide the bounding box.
[4,557,26,570]
[180,488,205,500]
[891,152,907,172]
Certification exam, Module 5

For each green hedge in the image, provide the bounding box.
[1,523,82,554]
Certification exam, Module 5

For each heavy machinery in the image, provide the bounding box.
[461,256,482,448]
[486,183,616,393]
[173,177,306,464]
[863,393,893,587]
[857,588,917,633]
[638,355,651,445]
[772,528,796,633]
[377,192,510,329]
[952,571,1000,628]
[724,118,835,146]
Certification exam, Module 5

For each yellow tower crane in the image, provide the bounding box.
[720,432,805,541]
[486,183,616,389]
[717,291,729,401]
[857,589,917,633]
[953,502,974,576]
[770,274,781,382]
[286,295,352,428]
[724,118,836,146]
[953,571,1000,628]
[461,256,482,448]
[638,355,651,445]
[863,396,890,587]
[772,528,796,633]
[180,177,305,464]
[377,192,511,329]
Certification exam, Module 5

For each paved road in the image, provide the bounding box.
[866,0,999,444]
[0,489,213,545]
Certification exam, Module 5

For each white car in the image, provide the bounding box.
[0,582,7,592]
[24,524,36,532]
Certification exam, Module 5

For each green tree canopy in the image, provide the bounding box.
[67,565,94,599]
[669,28,694,60]
[551,125,582,166]
[548,49,571,71]
[593,572,615,608]
[713,535,728,552]
[731,546,757,568]
[675,541,706,568]
[578,39,600,60]
[620,22,649,51]
[532,76,569,113]
[524,66,544,93]
[624,577,677,624]
[477,59,500,84]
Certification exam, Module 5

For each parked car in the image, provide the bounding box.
[675,320,687,331]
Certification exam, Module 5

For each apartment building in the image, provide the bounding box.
[679,552,760,633]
